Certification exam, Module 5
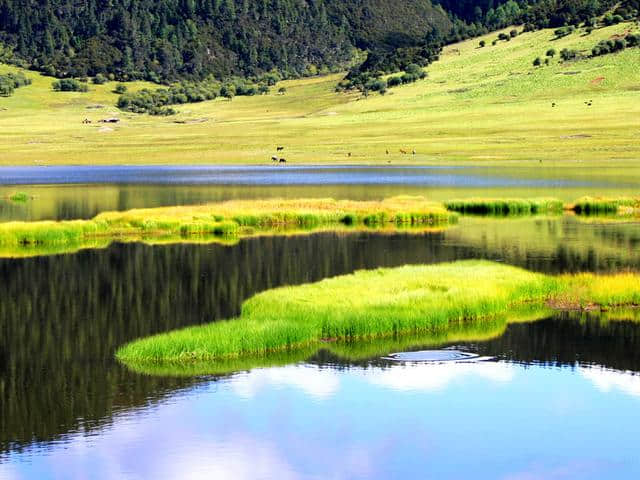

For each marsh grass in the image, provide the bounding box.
[116,260,640,368]
[554,272,640,309]
[8,192,29,203]
[0,196,457,255]
[444,197,563,215]
[570,196,640,215]
[116,261,562,364]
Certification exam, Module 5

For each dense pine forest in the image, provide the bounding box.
[0,0,453,81]
[0,0,637,83]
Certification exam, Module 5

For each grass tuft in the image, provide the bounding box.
[444,197,563,215]
[570,196,640,215]
[8,192,29,203]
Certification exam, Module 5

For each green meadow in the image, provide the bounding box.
[0,23,638,166]
[116,260,640,369]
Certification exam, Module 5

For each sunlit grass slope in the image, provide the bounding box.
[0,196,455,257]
[116,260,640,366]
[1,22,638,165]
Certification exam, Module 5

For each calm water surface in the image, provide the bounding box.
[2,165,640,221]
[1,214,640,478]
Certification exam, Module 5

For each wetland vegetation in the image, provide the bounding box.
[444,197,563,215]
[1,194,638,257]
[2,213,640,469]
[1,1,640,477]
[0,196,456,257]
[116,260,640,368]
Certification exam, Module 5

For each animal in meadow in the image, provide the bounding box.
[279,157,287,163]
[412,150,416,155]
[399,149,407,154]
[271,156,278,162]
[277,146,284,151]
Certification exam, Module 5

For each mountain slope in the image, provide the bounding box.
[0,0,451,81]
[0,21,638,166]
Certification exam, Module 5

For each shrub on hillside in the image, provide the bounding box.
[559,48,578,61]
[52,78,88,92]
[553,26,574,39]
[92,73,107,85]
[0,72,31,97]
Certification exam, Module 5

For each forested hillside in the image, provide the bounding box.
[0,0,637,83]
[0,0,452,81]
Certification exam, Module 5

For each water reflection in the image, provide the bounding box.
[2,357,639,479]
[1,217,640,462]
[2,165,640,221]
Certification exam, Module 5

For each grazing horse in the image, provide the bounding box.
[271,156,279,162]
[412,150,416,155]
[279,157,287,163]
[277,146,284,151]
[399,149,407,154]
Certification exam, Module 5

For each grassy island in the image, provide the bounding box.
[0,196,456,257]
[116,260,640,369]
[2,194,639,258]
[444,197,563,215]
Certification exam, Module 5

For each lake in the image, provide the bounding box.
[1,167,639,478]
[1,165,640,221]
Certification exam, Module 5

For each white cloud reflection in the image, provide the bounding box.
[366,361,515,392]
[579,366,640,398]
[232,364,340,400]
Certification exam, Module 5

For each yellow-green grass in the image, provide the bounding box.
[444,197,563,215]
[443,196,640,217]
[555,272,640,309]
[2,193,639,257]
[123,313,520,377]
[116,260,640,367]
[1,23,639,166]
[0,196,456,256]
[569,196,640,215]
[115,261,560,363]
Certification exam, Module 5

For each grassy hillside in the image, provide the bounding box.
[0,22,638,166]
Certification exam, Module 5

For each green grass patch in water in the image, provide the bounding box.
[444,197,564,215]
[8,192,29,203]
[570,196,640,215]
[115,261,561,364]
[116,260,640,371]
[0,196,456,257]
